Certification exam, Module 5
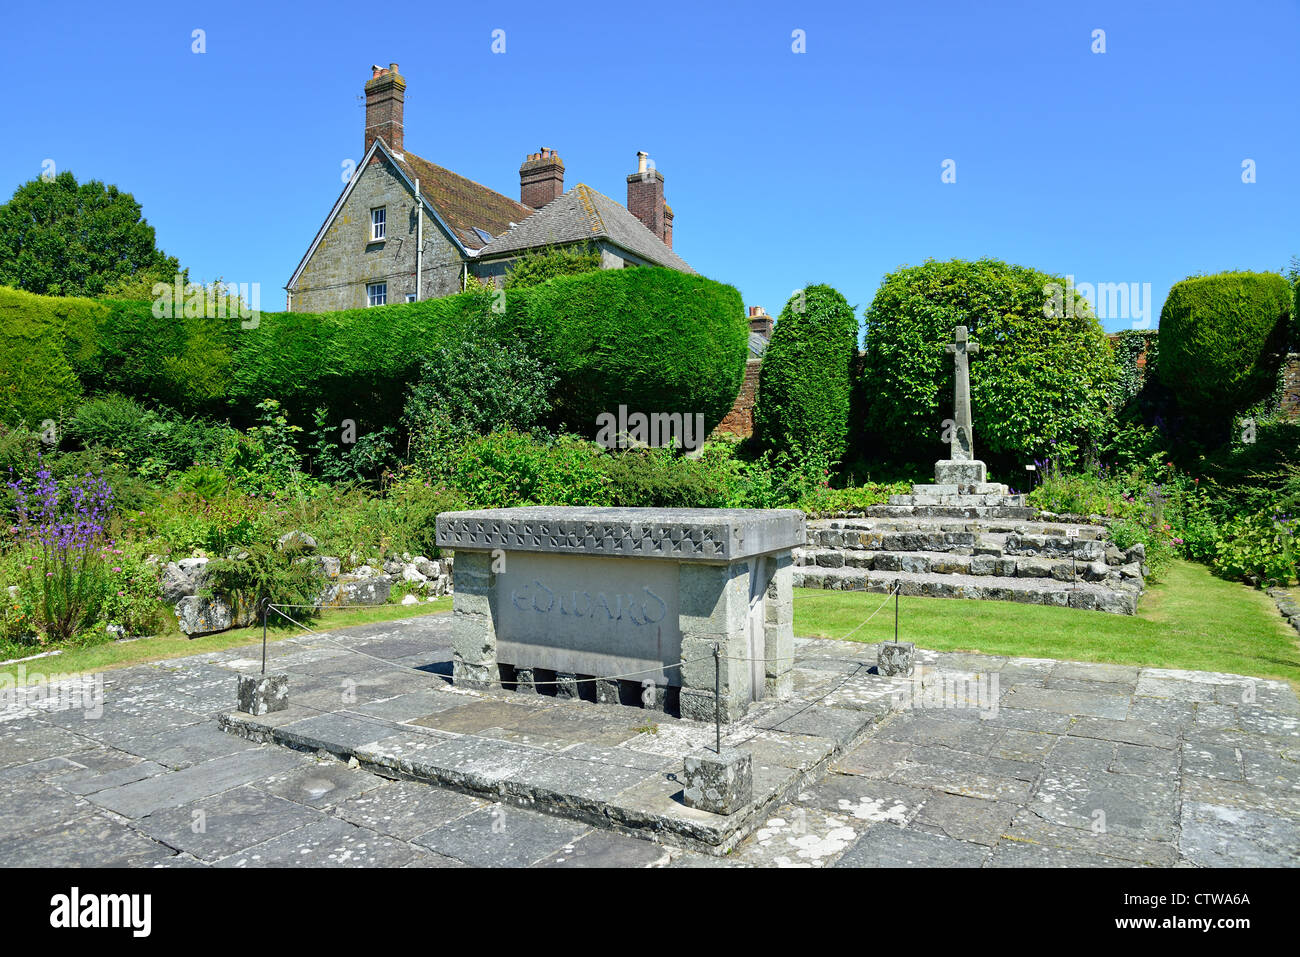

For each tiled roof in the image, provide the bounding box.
[392,149,534,251]
[475,183,693,273]
[748,332,770,359]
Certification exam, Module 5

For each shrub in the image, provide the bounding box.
[604,446,733,508]
[503,245,602,290]
[403,317,556,477]
[510,268,747,435]
[861,258,1118,470]
[1210,512,1298,587]
[752,284,859,461]
[451,430,612,507]
[1156,271,1293,436]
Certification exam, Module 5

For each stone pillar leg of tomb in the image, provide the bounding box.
[450,549,499,689]
[677,561,753,723]
[764,552,795,698]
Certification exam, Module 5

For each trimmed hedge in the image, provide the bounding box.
[0,286,104,427]
[861,258,1118,468]
[752,284,859,459]
[2,267,747,441]
[1156,271,1292,423]
[509,267,747,435]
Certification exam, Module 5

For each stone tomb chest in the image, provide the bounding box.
[435,507,805,721]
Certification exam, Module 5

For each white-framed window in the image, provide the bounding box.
[370,206,386,241]
[366,282,387,307]
[405,293,417,303]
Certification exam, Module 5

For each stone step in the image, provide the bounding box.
[807,528,1115,563]
[794,547,1141,585]
[812,516,1110,539]
[866,504,1039,520]
[888,493,1029,507]
[791,565,1140,615]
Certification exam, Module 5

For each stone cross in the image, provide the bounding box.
[944,325,980,461]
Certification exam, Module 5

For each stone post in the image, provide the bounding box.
[677,562,752,723]
[449,549,498,689]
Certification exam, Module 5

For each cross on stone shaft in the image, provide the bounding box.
[944,325,980,461]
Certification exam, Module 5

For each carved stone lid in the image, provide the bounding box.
[436,507,805,563]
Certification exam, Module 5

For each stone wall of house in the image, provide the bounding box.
[715,359,762,438]
[292,155,464,312]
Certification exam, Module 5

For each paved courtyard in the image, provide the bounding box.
[1,614,1297,867]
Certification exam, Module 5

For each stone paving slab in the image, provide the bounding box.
[2,613,1297,867]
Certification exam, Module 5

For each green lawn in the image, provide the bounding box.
[0,599,452,685]
[793,560,1300,686]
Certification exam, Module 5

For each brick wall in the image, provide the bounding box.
[715,359,762,437]
[1283,353,1300,420]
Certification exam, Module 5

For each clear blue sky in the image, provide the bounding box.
[2,0,1295,330]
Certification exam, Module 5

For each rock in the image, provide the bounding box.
[160,557,210,605]
[1104,544,1124,565]
[318,556,341,579]
[174,594,254,636]
[328,576,392,606]
[236,673,288,715]
[414,557,440,579]
[1119,562,1143,579]
[1125,543,1146,562]
[401,564,427,584]
[277,530,317,553]
[352,565,378,579]
[400,593,419,605]
[383,559,404,575]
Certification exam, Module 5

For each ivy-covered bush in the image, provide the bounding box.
[861,258,1118,470]
[509,267,747,435]
[752,284,859,461]
[1156,271,1293,432]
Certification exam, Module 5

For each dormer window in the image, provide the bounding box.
[370,207,386,241]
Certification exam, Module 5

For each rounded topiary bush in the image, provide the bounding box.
[752,284,859,460]
[508,267,747,435]
[861,258,1118,468]
[0,286,102,427]
[1156,271,1292,426]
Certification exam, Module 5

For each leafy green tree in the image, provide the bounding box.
[0,171,179,296]
[752,284,859,462]
[861,258,1118,470]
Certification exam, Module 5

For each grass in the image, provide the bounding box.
[0,598,452,686]
[794,559,1300,687]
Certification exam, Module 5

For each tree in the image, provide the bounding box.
[861,258,1118,470]
[0,171,178,297]
[752,284,859,462]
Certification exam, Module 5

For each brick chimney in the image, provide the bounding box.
[519,148,564,209]
[748,306,773,338]
[663,203,674,249]
[364,63,406,155]
[627,151,668,243]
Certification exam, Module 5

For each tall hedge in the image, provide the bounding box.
[752,284,859,459]
[861,258,1118,467]
[1156,271,1292,424]
[1,267,746,441]
[508,267,747,435]
[0,286,103,427]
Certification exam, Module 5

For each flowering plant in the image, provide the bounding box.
[6,462,114,642]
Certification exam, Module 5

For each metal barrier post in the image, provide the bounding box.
[261,600,269,676]
[713,642,721,754]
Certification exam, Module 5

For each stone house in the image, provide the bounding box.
[285,63,691,312]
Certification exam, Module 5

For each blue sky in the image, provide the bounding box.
[2,0,1295,330]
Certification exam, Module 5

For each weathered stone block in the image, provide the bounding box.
[236,673,288,715]
[514,667,538,694]
[878,641,915,677]
[682,747,753,815]
[556,672,580,699]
